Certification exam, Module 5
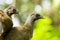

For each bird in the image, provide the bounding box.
[4,13,43,40]
[0,9,13,40]
[0,9,13,34]
[1,6,18,38]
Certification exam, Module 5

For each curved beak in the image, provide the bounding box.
[15,11,19,14]
[40,16,44,19]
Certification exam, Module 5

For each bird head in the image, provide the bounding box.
[4,6,18,16]
[25,13,44,26]
[30,13,43,22]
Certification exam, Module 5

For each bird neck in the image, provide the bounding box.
[24,17,34,30]
[24,17,34,26]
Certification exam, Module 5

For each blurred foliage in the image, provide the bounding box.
[4,3,10,8]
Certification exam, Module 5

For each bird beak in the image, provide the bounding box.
[13,9,19,14]
[16,11,19,14]
[35,15,44,21]
[40,16,44,19]
[37,15,44,19]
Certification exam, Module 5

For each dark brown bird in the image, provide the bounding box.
[0,10,13,33]
[0,10,13,40]
[5,13,43,40]
[1,6,18,38]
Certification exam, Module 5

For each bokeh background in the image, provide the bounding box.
[0,0,60,40]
